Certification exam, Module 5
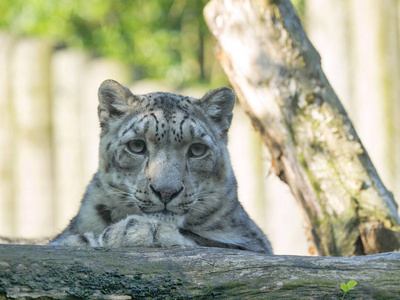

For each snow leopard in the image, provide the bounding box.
[49,79,273,254]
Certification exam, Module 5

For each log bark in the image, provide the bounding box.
[204,0,400,256]
[0,245,399,299]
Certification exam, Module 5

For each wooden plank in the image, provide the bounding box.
[80,59,130,184]
[51,50,88,231]
[10,37,53,238]
[350,0,389,189]
[262,153,310,256]
[306,0,352,111]
[0,32,16,236]
[228,105,266,230]
[378,1,400,207]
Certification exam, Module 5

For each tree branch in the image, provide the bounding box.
[204,0,400,256]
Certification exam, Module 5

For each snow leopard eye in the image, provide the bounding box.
[127,140,146,154]
[189,143,207,157]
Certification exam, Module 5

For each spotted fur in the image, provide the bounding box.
[49,79,273,254]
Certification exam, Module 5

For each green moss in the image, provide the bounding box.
[1,261,189,299]
[194,279,251,299]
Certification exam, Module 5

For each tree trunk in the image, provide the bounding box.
[0,245,399,299]
[204,0,400,256]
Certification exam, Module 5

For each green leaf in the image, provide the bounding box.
[341,282,349,292]
[347,280,357,289]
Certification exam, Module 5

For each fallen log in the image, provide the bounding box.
[0,245,399,299]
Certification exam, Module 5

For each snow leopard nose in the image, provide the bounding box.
[150,185,183,204]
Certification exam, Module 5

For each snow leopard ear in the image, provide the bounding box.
[200,87,236,133]
[98,79,135,127]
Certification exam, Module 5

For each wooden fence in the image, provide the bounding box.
[0,33,132,239]
[0,32,308,255]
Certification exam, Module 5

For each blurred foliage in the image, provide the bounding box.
[0,0,227,87]
[290,0,306,19]
[0,0,304,86]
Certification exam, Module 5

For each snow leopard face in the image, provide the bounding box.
[97,80,236,225]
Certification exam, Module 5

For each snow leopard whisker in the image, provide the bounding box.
[197,187,227,195]
[188,205,218,216]
[197,191,225,199]
[187,205,208,214]
[188,199,220,215]
[105,189,132,198]
[103,183,133,198]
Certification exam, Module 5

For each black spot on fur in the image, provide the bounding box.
[105,161,112,173]
[124,218,138,236]
[187,201,223,227]
[112,154,121,171]
[95,204,112,225]
[206,222,224,231]
[68,217,78,232]
[79,234,90,244]
[122,124,132,137]
[248,231,258,238]
[127,218,138,228]
[152,226,158,241]
[138,115,148,123]
[150,113,158,123]
[189,125,195,138]
[93,175,102,188]
[102,226,112,242]
[179,119,185,135]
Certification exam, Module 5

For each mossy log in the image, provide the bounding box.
[204,0,400,256]
[0,245,399,299]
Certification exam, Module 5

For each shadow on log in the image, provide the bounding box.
[0,245,399,299]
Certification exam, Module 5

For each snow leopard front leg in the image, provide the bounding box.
[98,215,196,248]
[49,215,196,248]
